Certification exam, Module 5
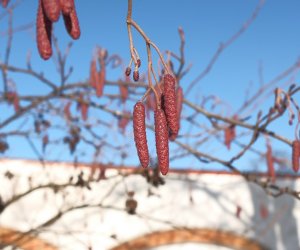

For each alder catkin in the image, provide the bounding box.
[266,143,275,183]
[176,87,183,122]
[133,70,139,82]
[118,112,130,134]
[1,0,9,8]
[155,108,169,175]
[13,93,19,113]
[119,83,128,103]
[59,0,74,15]
[41,0,60,22]
[36,0,52,60]
[64,102,72,120]
[133,102,149,168]
[125,67,131,77]
[62,4,81,40]
[169,86,183,141]
[96,67,105,97]
[292,140,300,173]
[163,74,179,139]
[224,125,236,150]
[89,59,98,88]
[224,127,230,149]
[81,101,88,121]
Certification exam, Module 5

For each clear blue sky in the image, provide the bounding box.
[1,0,300,171]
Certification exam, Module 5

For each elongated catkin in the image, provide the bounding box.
[292,140,300,173]
[155,108,169,175]
[133,102,149,168]
[89,59,98,88]
[224,125,236,150]
[176,86,183,121]
[163,74,179,139]
[36,0,52,60]
[266,143,275,183]
[81,101,88,121]
[96,67,105,97]
[119,83,128,103]
[169,86,183,141]
[1,0,9,8]
[62,5,80,39]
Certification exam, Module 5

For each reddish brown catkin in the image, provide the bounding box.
[62,3,80,40]
[266,143,275,183]
[155,108,169,175]
[41,0,60,22]
[133,70,139,82]
[118,111,130,134]
[133,102,149,168]
[224,124,236,150]
[163,74,179,139]
[169,86,183,141]
[292,140,300,173]
[1,0,9,8]
[64,102,72,120]
[96,66,105,97]
[13,92,19,113]
[76,93,83,111]
[176,87,183,122]
[81,101,88,121]
[224,127,231,149]
[36,0,52,60]
[89,59,98,88]
[119,83,128,103]
[125,67,131,76]
[59,0,74,15]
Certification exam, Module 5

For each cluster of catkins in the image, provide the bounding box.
[133,74,183,175]
[36,0,80,60]
[125,52,141,82]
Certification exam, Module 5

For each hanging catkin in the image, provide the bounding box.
[62,3,81,40]
[1,0,9,8]
[266,143,275,183]
[133,70,139,82]
[155,107,169,175]
[119,83,128,103]
[133,102,149,168]
[89,59,98,88]
[81,101,88,121]
[224,125,236,150]
[176,87,183,122]
[36,0,53,60]
[169,86,183,141]
[163,74,179,139]
[96,66,105,97]
[292,140,300,173]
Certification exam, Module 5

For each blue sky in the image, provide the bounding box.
[1,0,300,172]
